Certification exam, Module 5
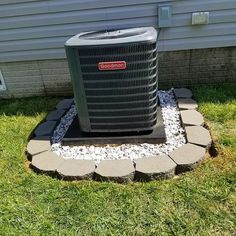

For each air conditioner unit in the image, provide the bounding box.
[65,27,158,133]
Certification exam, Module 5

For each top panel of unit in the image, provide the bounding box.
[65,27,157,47]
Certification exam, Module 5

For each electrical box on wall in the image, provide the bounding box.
[158,4,172,28]
[192,12,210,25]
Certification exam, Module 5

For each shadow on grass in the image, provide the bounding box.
[0,96,67,143]
[0,96,65,116]
[191,83,236,103]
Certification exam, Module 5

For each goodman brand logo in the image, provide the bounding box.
[98,61,126,71]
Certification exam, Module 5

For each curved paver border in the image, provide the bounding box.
[95,159,135,183]
[27,88,212,182]
[135,155,177,181]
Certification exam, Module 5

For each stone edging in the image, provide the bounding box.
[26,89,212,183]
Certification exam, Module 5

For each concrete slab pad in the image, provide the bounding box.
[135,155,176,181]
[95,159,135,183]
[186,126,212,148]
[57,159,95,180]
[181,110,204,126]
[177,98,198,110]
[169,143,206,173]
[46,109,66,121]
[34,121,57,137]
[62,107,166,146]
[56,99,74,110]
[174,88,192,98]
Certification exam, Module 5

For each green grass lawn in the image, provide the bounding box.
[0,84,235,235]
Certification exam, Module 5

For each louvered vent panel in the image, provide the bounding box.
[78,42,158,132]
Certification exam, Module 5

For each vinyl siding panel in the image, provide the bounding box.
[0,0,236,62]
[0,0,38,5]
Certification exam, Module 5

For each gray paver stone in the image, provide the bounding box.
[186,126,212,148]
[174,88,193,98]
[95,159,135,183]
[46,109,66,121]
[27,138,51,157]
[177,98,198,110]
[169,143,206,173]
[181,110,204,126]
[57,159,95,180]
[31,151,64,174]
[135,155,177,181]
[56,99,74,110]
[34,121,57,137]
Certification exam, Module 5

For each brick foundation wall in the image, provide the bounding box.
[158,47,236,88]
[0,47,235,98]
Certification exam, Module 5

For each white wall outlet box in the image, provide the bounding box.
[0,70,7,91]
[192,12,209,25]
[158,4,172,28]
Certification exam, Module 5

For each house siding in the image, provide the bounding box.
[0,0,236,62]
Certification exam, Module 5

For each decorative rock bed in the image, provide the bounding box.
[27,88,212,183]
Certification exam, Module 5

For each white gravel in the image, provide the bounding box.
[51,89,186,164]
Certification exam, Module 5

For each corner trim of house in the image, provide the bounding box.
[0,70,7,91]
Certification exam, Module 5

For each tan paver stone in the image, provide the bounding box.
[181,110,204,126]
[34,121,57,136]
[56,99,74,110]
[27,138,51,156]
[186,126,212,148]
[57,159,95,180]
[169,143,206,173]
[135,155,176,181]
[31,151,64,174]
[95,159,135,183]
[174,88,192,98]
[177,98,198,110]
[46,109,66,121]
